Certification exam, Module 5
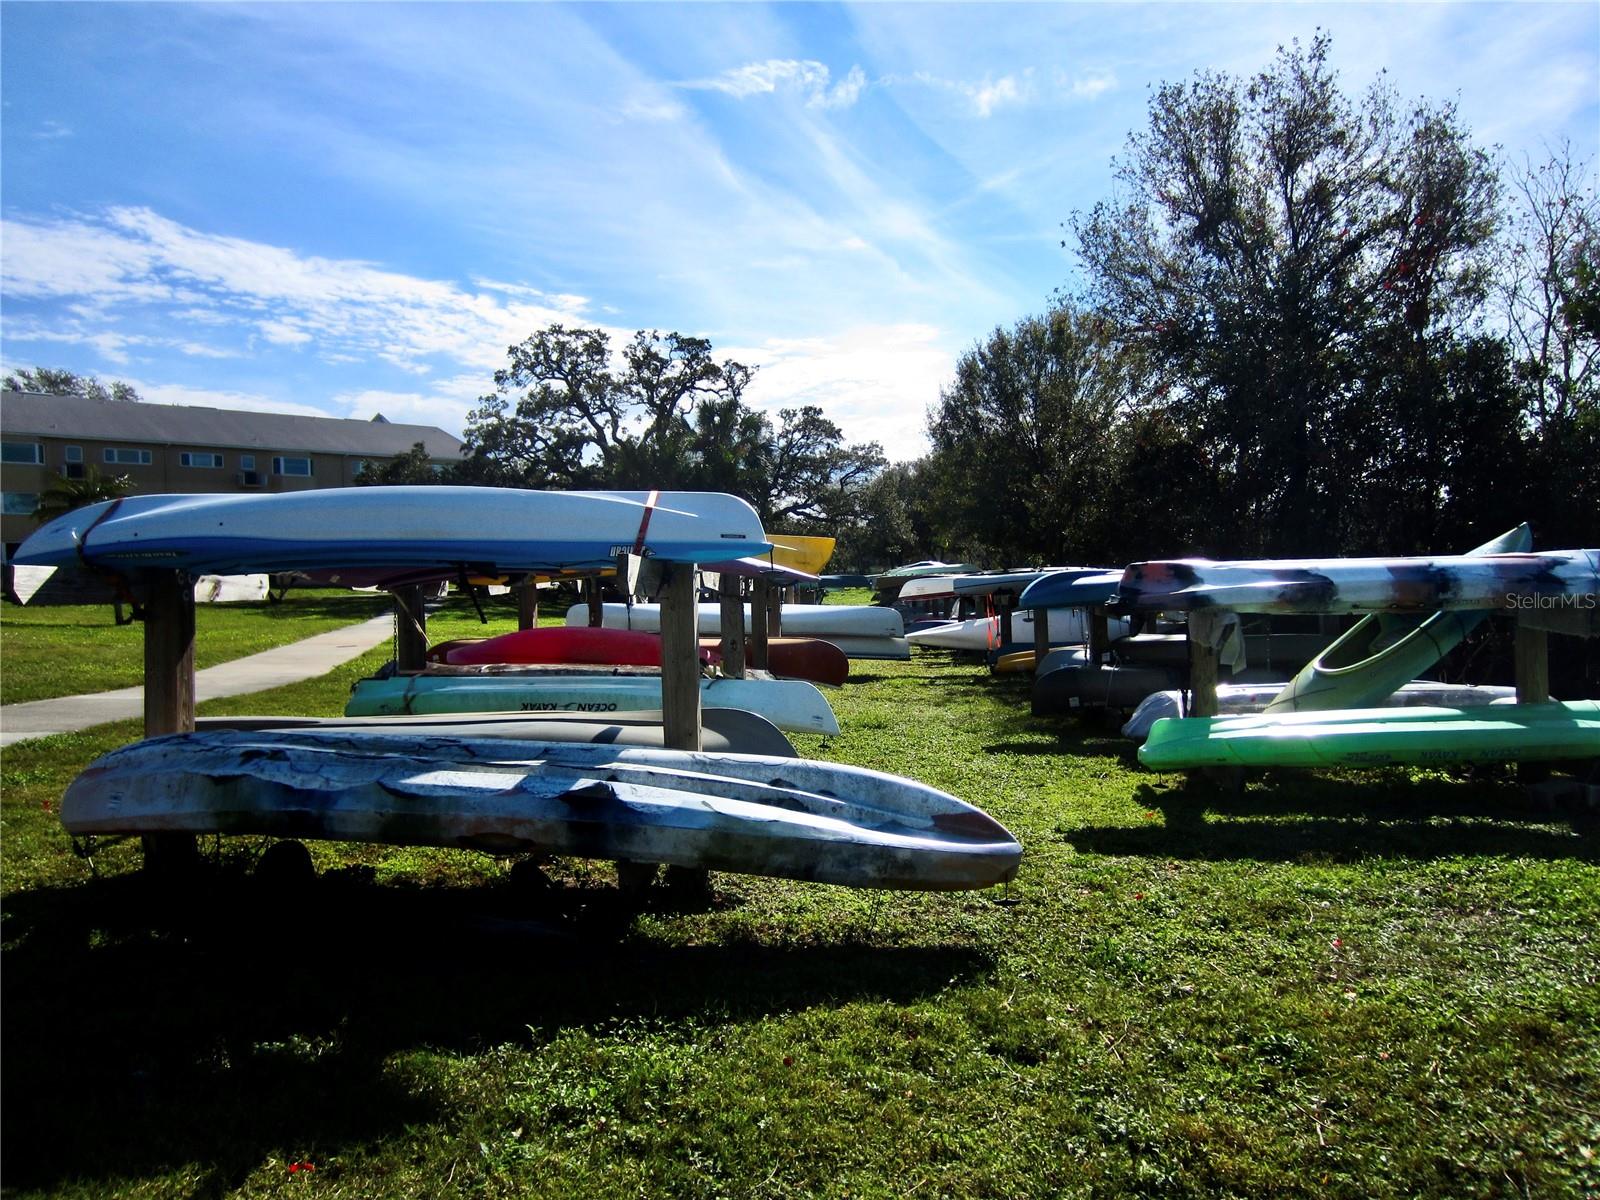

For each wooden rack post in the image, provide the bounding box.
[766,581,784,640]
[393,585,427,672]
[1187,633,1220,718]
[999,596,1015,649]
[719,574,747,679]
[1032,606,1050,667]
[517,581,539,631]
[144,569,196,736]
[749,578,771,670]
[586,576,605,627]
[1514,620,1551,704]
[658,561,702,752]
[142,569,198,869]
[1087,607,1110,671]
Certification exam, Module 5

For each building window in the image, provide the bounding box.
[64,445,83,463]
[180,451,225,468]
[1,492,39,516]
[273,456,312,477]
[1,442,42,465]
[103,447,153,466]
[239,454,256,471]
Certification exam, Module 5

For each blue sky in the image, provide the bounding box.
[2,2,1596,461]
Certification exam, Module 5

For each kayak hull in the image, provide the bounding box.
[62,730,1022,891]
[1116,549,1598,615]
[14,488,770,576]
[1138,701,1600,770]
[1121,682,1519,741]
[569,602,904,640]
[345,673,842,736]
[198,708,799,757]
[1264,525,1534,713]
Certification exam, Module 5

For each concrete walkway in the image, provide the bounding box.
[0,614,395,747]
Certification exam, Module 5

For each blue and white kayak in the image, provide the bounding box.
[1017,570,1122,611]
[13,487,769,577]
[61,729,1023,891]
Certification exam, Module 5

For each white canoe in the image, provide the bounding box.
[906,608,1131,651]
[568,601,904,640]
[346,672,841,736]
[62,730,1022,891]
[824,636,911,661]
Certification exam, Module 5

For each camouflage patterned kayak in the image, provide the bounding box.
[1138,700,1600,770]
[1264,525,1532,713]
[61,730,1023,891]
[1115,549,1598,614]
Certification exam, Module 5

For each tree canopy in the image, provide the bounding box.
[883,34,1593,574]
[1071,34,1503,554]
[3,367,142,403]
[461,326,885,533]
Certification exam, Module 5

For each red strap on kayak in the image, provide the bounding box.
[631,489,660,556]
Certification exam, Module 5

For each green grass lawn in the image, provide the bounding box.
[0,589,392,706]
[2,596,1597,1198]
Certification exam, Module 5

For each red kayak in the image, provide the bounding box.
[427,627,847,686]
[704,637,850,688]
[430,626,716,668]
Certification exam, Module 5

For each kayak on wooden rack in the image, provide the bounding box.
[12,487,771,577]
[61,729,1023,891]
[1138,700,1600,771]
[906,607,1131,651]
[568,601,904,640]
[345,671,842,735]
[1263,524,1533,713]
[198,708,800,757]
[1119,682,1520,742]
[1113,548,1598,615]
[430,626,716,668]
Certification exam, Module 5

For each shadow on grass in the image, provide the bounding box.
[1068,771,1600,864]
[1,868,989,1193]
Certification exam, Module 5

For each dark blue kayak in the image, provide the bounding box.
[1018,569,1120,611]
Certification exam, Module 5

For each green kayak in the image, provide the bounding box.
[1139,700,1600,771]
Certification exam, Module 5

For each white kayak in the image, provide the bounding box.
[345,671,841,736]
[568,601,904,639]
[906,608,1131,651]
[62,729,1023,891]
[824,636,911,661]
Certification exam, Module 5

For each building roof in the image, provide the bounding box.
[0,391,465,459]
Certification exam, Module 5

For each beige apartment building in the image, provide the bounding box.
[0,390,464,554]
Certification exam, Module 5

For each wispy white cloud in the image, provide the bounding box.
[1067,70,1117,102]
[0,207,600,385]
[679,59,868,110]
[33,119,74,140]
